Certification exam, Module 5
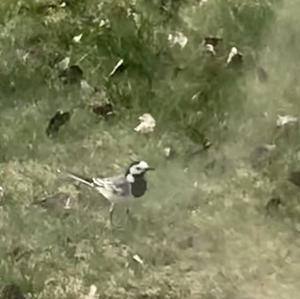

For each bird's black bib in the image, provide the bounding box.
[131,176,147,197]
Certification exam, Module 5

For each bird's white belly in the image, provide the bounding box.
[95,187,136,204]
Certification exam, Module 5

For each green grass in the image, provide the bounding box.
[1,0,300,298]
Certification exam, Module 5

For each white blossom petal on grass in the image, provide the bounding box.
[205,44,216,55]
[163,146,175,159]
[168,32,188,49]
[163,147,172,158]
[99,19,106,27]
[203,36,222,55]
[191,91,201,102]
[226,46,243,67]
[99,18,110,28]
[56,57,70,71]
[134,113,156,134]
[133,254,144,265]
[73,33,83,43]
[226,47,238,64]
[276,114,299,127]
[109,59,124,77]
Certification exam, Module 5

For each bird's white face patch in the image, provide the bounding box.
[129,161,150,175]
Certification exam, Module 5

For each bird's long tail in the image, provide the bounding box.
[66,172,95,188]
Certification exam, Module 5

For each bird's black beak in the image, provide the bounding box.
[147,167,155,171]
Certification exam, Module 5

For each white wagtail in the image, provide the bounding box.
[66,161,154,225]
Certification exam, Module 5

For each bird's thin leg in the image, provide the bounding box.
[109,203,115,226]
[126,207,137,224]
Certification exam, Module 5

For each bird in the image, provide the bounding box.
[66,161,155,225]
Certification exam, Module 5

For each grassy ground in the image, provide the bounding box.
[0,0,300,298]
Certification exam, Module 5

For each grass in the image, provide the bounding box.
[0,0,300,298]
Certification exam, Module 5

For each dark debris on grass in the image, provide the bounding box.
[46,110,72,137]
[59,65,83,85]
[90,102,114,118]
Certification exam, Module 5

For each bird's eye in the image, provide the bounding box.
[136,167,141,170]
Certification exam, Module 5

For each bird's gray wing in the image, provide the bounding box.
[93,175,131,197]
